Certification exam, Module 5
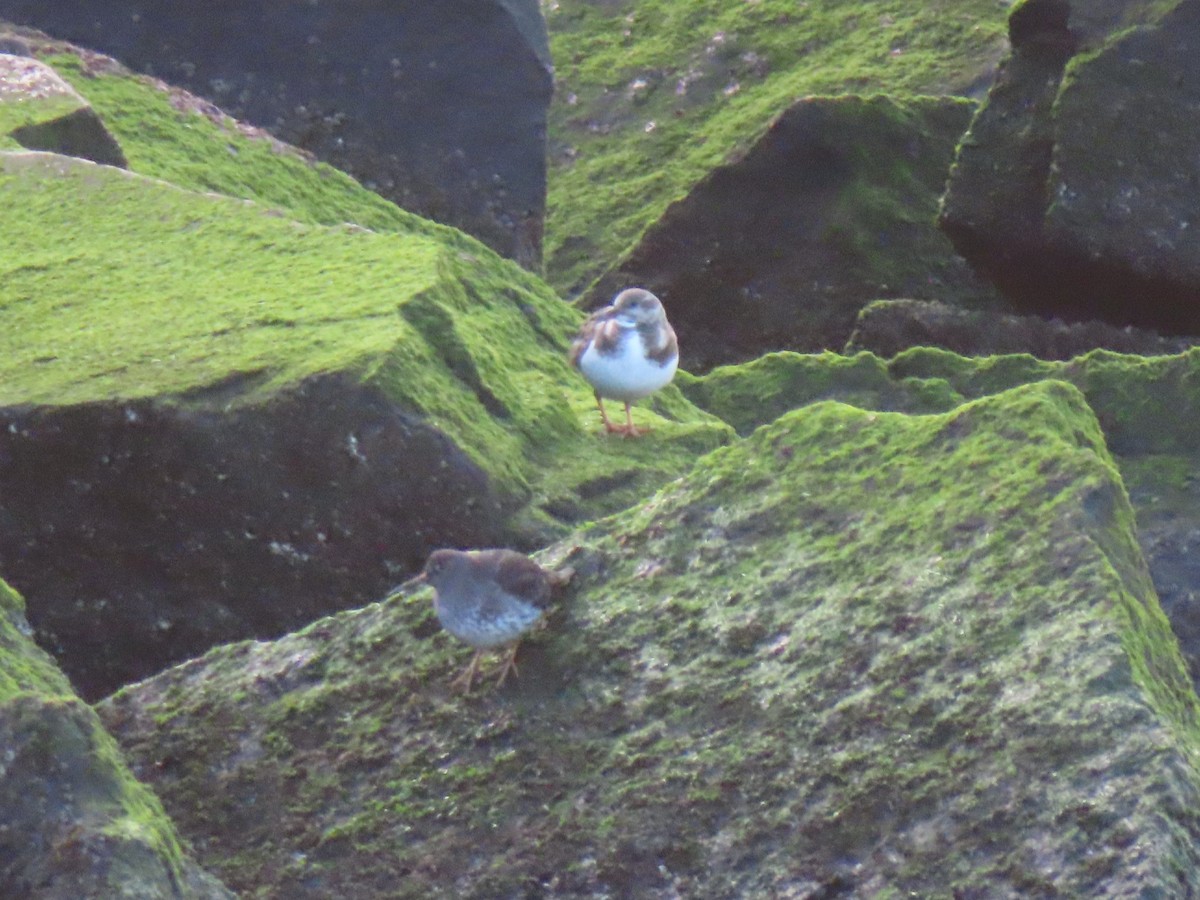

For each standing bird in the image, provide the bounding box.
[570,287,678,437]
[419,548,554,691]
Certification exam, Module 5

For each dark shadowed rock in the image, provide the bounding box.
[0,579,233,898]
[584,95,1003,373]
[847,298,1199,359]
[97,382,1200,896]
[940,0,1200,334]
[0,53,126,166]
[0,0,552,266]
[0,376,510,701]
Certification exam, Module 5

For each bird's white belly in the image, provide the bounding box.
[578,337,677,401]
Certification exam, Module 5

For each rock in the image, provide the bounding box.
[0,1,552,266]
[583,96,1003,372]
[0,151,730,700]
[0,53,126,165]
[846,298,1198,359]
[940,0,1200,334]
[681,347,1200,693]
[0,578,232,898]
[97,381,1200,896]
[542,0,1011,297]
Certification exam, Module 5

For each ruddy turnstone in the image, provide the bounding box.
[570,287,678,437]
[419,548,554,691]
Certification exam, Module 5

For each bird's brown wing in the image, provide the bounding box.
[569,305,619,367]
[492,550,552,609]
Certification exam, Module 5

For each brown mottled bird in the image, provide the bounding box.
[570,287,679,437]
[418,548,556,691]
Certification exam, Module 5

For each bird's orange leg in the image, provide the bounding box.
[595,392,622,433]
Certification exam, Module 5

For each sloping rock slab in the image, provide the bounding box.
[0,1,552,265]
[940,0,1200,333]
[0,52,125,165]
[99,381,1200,896]
[680,348,1200,696]
[0,152,730,700]
[0,579,232,898]
[846,298,1198,359]
[584,95,1002,372]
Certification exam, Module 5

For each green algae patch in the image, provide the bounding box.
[0,577,231,897]
[41,50,466,242]
[681,346,1200,456]
[544,0,1010,295]
[677,350,961,435]
[98,381,1200,896]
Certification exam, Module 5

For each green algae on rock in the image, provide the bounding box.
[98,381,1200,896]
[0,150,729,698]
[0,578,232,898]
[544,0,1011,296]
[0,51,126,165]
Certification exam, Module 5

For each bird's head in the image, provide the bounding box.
[612,288,665,326]
[419,548,466,588]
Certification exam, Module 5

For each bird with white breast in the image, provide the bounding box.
[570,287,679,437]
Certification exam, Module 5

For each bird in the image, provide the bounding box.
[570,287,679,437]
[418,548,556,691]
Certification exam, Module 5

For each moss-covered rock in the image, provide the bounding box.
[0,578,232,898]
[98,381,1200,896]
[0,51,125,164]
[580,95,1003,371]
[544,0,1011,296]
[681,346,1200,694]
[0,150,729,698]
[0,6,551,264]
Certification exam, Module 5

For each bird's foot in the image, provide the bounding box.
[450,650,484,692]
[494,645,521,687]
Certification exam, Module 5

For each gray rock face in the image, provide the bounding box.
[584,96,1001,373]
[0,374,511,701]
[847,298,1198,359]
[940,0,1200,333]
[0,0,552,266]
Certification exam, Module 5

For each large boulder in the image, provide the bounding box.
[98,381,1200,895]
[582,96,1003,372]
[0,2,553,266]
[940,0,1200,333]
[0,151,729,700]
[543,0,1011,297]
[0,578,232,898]
[0,51,126,165]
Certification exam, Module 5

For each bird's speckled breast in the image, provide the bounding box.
[435,593,542,648]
